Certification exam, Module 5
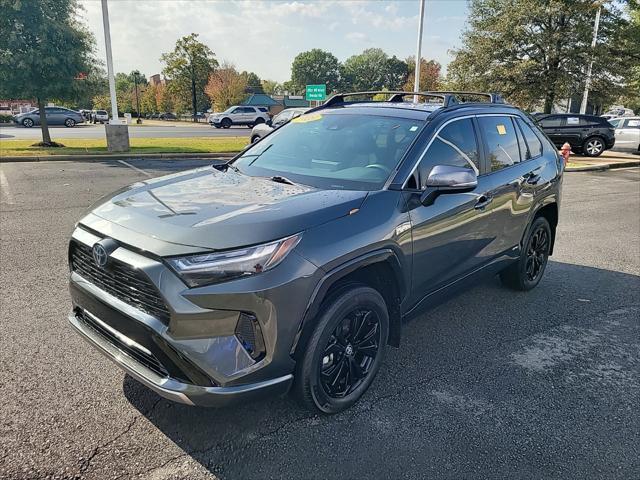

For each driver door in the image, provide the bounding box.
[406,117,494,306]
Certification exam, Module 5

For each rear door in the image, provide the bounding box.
[563,116,583,146]
[616,118,640,150]
[537,115,564,147]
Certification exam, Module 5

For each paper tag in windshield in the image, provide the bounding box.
[496,124,507,135]
[409,126,419,132]
[292,113,322,123]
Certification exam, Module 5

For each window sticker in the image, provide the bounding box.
[496,124,507,135]
[291,113,322,123]
[567,117,579,125]
[409,125,419,132]
[627,120,640,127]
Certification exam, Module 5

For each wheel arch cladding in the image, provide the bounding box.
[291,253,405,360]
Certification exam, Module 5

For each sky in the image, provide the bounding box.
[79,0,470,82]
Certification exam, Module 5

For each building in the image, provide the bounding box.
[242,93,310,115]
[0,99,36,114]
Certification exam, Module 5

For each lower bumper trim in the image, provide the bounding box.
[68,311,293,407]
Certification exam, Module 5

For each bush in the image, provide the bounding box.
[0,114,14,123]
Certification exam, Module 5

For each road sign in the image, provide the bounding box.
[306,84,326,101]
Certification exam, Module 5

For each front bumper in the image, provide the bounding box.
[68,310,293,406]
[67,225,320,406]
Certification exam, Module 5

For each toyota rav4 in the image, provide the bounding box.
[68,91,562,413]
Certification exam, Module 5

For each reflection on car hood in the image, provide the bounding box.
[87,167,368,250]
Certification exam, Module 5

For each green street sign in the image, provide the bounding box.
[306,84,326,101]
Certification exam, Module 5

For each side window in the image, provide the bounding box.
[516,118,543,159]
[477,116,521,171]
[415,118,479,186]
[231,108,242,114]
[566,116,580,126]
[539,116,562,128]
[608,119,622,128]
[623,119,640,129]
[245,107,256,113]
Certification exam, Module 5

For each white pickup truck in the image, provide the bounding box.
[208,106,270,129]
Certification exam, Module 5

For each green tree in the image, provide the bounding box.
[161,33,218,120]
[0,0,96,145]
[241,71,263,93]
[261,79,282,95]
[290,49,341,93]
[447,0,638,113]
[343,48,408,91]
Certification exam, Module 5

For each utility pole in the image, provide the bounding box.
[580,4,601,114]
[133,71,142,124]
[413,0,426,103]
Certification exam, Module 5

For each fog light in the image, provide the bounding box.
[235,313,266,361]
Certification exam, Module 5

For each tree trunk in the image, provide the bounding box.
[191,74,197,123]
[37,97,52,145]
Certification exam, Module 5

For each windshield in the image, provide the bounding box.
[233,112,423,190]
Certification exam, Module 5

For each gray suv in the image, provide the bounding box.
[68,91,563,413]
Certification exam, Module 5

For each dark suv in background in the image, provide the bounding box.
[68,91,562,413]
[534,113,615,157]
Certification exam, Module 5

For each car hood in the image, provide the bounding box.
[87,167,368,250]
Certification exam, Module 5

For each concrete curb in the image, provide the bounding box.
[565,160,640,172]
[0,152,239,163]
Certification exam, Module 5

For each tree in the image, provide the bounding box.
[161,33,218,120]
[404,57,441,92]
[140,83,158,115]
[205,64,248,111]
[261,79,282,95]
[343,49,410,91]
[447,0,638,113]
[241,71,263,93]
[291,49,341,93]
[0,0,96,145]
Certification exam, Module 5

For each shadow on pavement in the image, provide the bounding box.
[124,261,639,479]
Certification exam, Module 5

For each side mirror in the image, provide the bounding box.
[420,165,477,206]
[266,119,273,127]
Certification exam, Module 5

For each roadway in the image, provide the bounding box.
[0,160,638,479]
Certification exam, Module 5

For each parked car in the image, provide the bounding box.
[160,112,177,120]
[609,117,640,153]
[91,110,109,124]
[250,107,309,143]
[67,91,562,413]
[14,107,84,128]
[601,107,635,120]
[208,105,270,129]
[533,113,615,157]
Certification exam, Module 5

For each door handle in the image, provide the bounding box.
[526,174,541,185]
[474,194,493,210]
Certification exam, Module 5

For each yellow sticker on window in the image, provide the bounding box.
[291,113,322,123]
[496,124,507,135]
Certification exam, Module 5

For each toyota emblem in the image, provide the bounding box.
[92,243,109,268]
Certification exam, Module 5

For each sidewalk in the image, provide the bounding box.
[565,150,640,172]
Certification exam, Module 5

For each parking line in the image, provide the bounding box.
[0,168,14,204]
[117,159,152,177]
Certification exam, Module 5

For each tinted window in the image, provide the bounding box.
[539,116,562,128]
[243,107,256,113]
[516,118,543,158]
[422,118,479,172]
[478,116,521,171]
[234,113,424,190]
[623,119,640,129]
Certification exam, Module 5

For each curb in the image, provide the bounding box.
[0,152,239,163]
[565,160,640,172]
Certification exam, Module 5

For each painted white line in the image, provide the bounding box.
[0,169,14,204]
[117,159,152,177]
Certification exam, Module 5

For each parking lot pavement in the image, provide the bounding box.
[1,161,639,480]
[0,123,250,140]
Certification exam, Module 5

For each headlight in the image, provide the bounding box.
[167,234,302,287]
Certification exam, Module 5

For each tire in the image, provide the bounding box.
[293,284,389,414]
[221,118,232,129]
[251,135,260,144]
[22,118,34,128]
[500,216,551,291]
[64,118,76,127]
[582,136,605,157]
[254,117,265,125]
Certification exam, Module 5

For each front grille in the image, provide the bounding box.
[70,240,171,324]
[76,309,169,378]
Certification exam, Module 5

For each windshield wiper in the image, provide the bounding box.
[271,175,296,185]
[212,161,239,172]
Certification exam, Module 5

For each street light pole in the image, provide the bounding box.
[413,0,426,103]
[580,4,601,114]
[101,0,120,124]
[133,71,141,124]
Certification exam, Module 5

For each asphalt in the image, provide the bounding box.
[0,123,250,140]
[1,161,639,480]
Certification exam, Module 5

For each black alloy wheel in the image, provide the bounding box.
[500,216,551,291]
[319,308,381,398]
[294,284,389,413]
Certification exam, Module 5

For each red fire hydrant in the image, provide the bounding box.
[559,142,571,165]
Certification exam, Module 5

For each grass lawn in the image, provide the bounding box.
[0,137,247,157]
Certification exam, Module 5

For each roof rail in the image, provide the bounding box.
[306,90,505,114]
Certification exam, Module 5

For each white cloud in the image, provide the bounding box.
[346,32,369,43]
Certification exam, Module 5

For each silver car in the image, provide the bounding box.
[250,108,309,143]
[609,117,640,153]
[14,106,84,128]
